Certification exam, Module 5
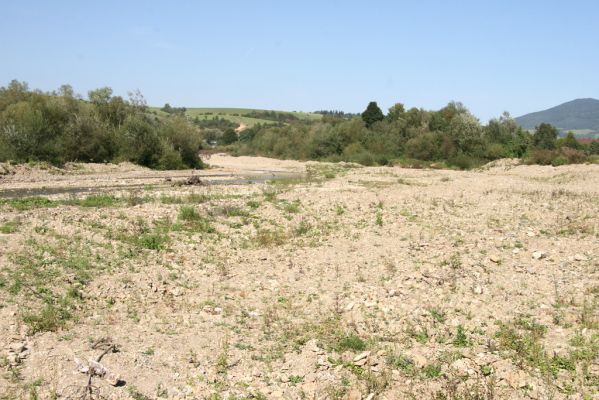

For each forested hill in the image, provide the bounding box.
[515,98,599,137]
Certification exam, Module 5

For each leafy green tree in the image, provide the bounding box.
[159,116,203,168]
[361,101,384,128]
[119,114,161,167]
[448,113,483,155]
[559,131,579,149]
[387,103,405,122]
[533,123,558,150]
[220,128,238,145]
[590,140,599,155]
[88,87,112,104]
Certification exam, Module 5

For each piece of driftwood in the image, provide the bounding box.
[69,338,122,399]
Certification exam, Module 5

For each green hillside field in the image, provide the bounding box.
[149,107,322,127]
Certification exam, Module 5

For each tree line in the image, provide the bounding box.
[0,80,203,169]
[229,101,599,168]
[1,80,597,170]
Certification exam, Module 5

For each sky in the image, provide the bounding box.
[1,0,598,121]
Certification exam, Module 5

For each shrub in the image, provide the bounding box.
[448,153,475,170]
[560,147,588,164]
[528,149,555,165]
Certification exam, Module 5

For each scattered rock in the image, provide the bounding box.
[532,251,546,260]
[574,254,587,261]
[353,351,371,363]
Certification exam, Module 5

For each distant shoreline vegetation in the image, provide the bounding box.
[228,101,599,169]
[0,80,204,170]
[1,80,598,170]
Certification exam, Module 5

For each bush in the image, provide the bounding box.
[551,155,568,167]
[404,132,440,161]
[448,153,475,170]
[528,149,555,165]
[559,147,588,164]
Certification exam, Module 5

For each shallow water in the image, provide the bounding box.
[0,173,302,199]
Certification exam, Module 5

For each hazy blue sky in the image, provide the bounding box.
[1,0,598,121]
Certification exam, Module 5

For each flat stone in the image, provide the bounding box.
[353,351,371,362]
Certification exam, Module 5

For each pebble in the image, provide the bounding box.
[532,251,546,260]
[574,254,587,261]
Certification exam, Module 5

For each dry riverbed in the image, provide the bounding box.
[0,155,598,399]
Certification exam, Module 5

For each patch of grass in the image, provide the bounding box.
[22,299,73,334]
[495,318,576,378]
[176,206,215,234]
[423,363,442,379]
[283,200,301,214]
[179,205,200,221]
[254,228,287,247]
[246,200,261,209]
[386,353,415,372]
[0,196,58,211]
[430,308,446,324]
[0,220,19,234]
[67,194,122,207]
[294,220,312,236]
[137,232,169,250]
[142,347,155,356]
[335,333,366,352]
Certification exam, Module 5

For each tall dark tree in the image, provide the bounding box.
[533,123,558,150]
[361,101,384,128]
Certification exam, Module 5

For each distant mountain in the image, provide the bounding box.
[515,98,599,138]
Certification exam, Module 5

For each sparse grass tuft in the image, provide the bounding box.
[0,220,19,234]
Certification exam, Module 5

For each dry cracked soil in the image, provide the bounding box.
[0,155,598,400]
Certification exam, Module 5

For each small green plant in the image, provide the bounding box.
[294,220,311,236]
[137,232,168,250]
[481,365,493,376]
[335,205,345,215]
[452,325,470,347]
[430,308,446,323]
[375,211,383,226]
[176,206,215,233]
[247,200,261,209]
[142,347,155,356]
[216,337,229,374]
[288,375,304,385]
[284,200,301,214]
[423,363,442,379]
[386,353,414,372]
[179,205,200,221]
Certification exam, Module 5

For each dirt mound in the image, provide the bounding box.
[479,158,521,171]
